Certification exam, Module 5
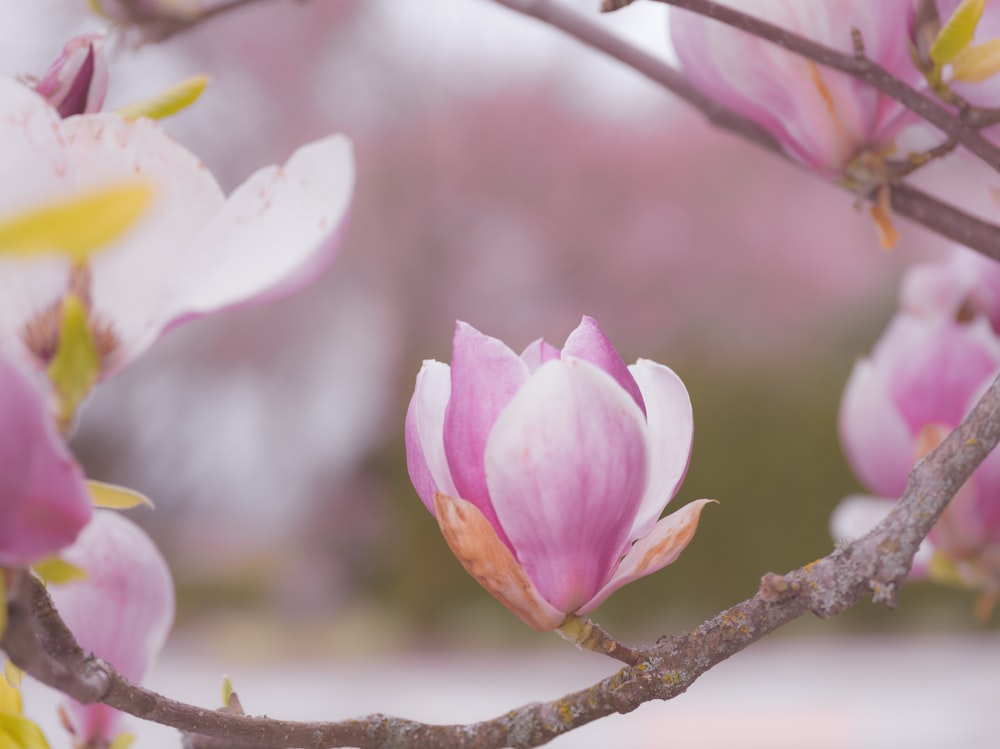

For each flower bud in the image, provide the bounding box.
[406,317,711,630]
[35,34,109,118]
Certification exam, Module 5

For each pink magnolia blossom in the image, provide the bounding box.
[669,0,920,176]
[405,317,711,630]
[901,246,1000,333]
[835,312,1000,591]
[34,34,108,117]
[0,352,91,568]
[48,510,174,747]
[0,75,354,378]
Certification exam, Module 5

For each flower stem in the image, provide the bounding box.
[556,614,644,666]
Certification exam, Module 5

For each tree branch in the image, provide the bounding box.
[6,372,1000,749]
[645,0,1000,171]
[491,0,1000,261]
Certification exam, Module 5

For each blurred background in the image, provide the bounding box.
[3,1,999,746]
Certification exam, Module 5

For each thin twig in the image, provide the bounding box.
[491,0,1000,261]
[7,372,1000,749]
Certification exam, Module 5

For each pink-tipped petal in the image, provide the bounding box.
[0,355,91,567]
[519,337,560,372]
[163,134,354,323]
[562,316,645,414]
[627,358,694,540]
[578,499,713,616]
[434,492,564,631]
[485,358,648,614]
[443,321,529,530]
[405,360,459,515]
[49,510,174,744]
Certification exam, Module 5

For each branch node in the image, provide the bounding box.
[759,572,798,602]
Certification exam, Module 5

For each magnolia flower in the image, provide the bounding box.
[901,246,1000,333]
[835,312,1000,598]
[48,510,174,747]
[405,317,711,630]
[0,352,91,568]
[669,0,919,177]
[0,75,354,379]
[34,33,109,117]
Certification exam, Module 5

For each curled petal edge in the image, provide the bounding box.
[578,499,715,616]
[433,492,565,632]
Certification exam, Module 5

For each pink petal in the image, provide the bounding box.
[443,321,529,533]
[627,359,694,540]
[0,354,91,567]
[404,360,459,515]
[889,317,1000,434]
[485,358,648,614]
[578,499,713,616]
[50,510,174,744]
[562,316,645,415]
[434,492,564,631]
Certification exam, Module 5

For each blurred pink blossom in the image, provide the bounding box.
[34,33,108,117]
[48,510,174,747]
[0,75,354,378]
[406,317,711,630]
[834,312,1000,593]
[901,246,1000,332]
[0,353,91,568]
[670,0,920,176]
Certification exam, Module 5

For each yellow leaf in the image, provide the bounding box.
[221,675,234,707]
[927,550,966,588]
[0,714,51,749]
[2,664,21,691]
[31,557,88,586]
[47,294,100,431]
[108,732,135,749]
[931,0,985,64]
[0,183,152,263]
[950,37,1000,81]
[116,75,210,121]
[0,670,16,715]
[87,480,155,510]
[0,576,5,644]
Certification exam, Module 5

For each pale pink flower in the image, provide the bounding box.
[901,247,1000,333]
[835,312,1000,589]
[0,352,91,568]
[34,34,109,117]
[670,0,920,176]
[0,75,354,378]
[48,510,174,747]
[405,317,711,630]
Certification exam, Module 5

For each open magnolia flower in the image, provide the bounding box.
[0,352,91,569]
[670,0,919,177]
[406,317,711,631]
[835,312,1000,611]
[0,74,354,380]
[48,510,174,748]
